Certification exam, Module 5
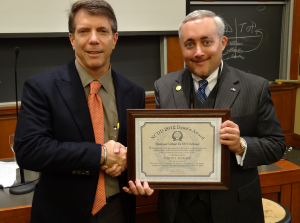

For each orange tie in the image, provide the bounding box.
[88,81,106,215]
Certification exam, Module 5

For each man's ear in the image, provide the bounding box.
[112,32,118,50]
[221,36,228,51]
[69,33,75,50]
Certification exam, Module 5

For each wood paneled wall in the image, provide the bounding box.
[145,95,156,109]
[166,36,184,73]
[270,84,300,147]
[0,107,18,159]
[270,85,298,135]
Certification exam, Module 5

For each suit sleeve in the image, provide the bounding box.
[154,80,161,109]
[242,80,285,169]
[14,78,102,176]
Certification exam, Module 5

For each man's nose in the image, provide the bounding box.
[89,31,99,44]
[194,45,204,57]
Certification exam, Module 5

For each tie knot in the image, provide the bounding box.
[90,81,101,95]
[198,80,208,89]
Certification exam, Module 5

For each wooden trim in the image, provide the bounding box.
[0,107,19,115]
[0,114,16,120]
[271,87,297,136]
[259,159,300,188]
[280,184,292,211]
[291,182,300,223]
[145,95,156,109]
[290,0,300,80]
[0,205,31,223]
[261,185,280,194]
[166,36,184,73]
[293,134,300,147]
[261,193,279,202]
[285,134,295,147]
[0,114,17,159]
[269,83,300,91]
[286,133,300,148]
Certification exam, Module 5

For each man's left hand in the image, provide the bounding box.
[123,180,154,197]
[101,163,122,177]
[219,120,241,153]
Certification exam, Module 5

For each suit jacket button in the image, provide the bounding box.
[77,170,82,174]
[174,193,178,196]
[82,171,85,175]
[72,170,77,174]
[87,205,92,211]
[86,171,90,175]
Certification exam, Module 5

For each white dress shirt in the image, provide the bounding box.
[191,61,247,166]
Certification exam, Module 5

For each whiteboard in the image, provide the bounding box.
[0,0,186,33]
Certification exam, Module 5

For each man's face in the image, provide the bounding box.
[180,17,227,79]
[69,10,118,77]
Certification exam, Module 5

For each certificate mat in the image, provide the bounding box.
[127,109,230,190]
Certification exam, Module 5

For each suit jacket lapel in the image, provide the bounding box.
[54,60,95,142]
[112,70,132,145]
[173,68,191,109]
[215,63,240,109]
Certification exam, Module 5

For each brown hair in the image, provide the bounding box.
[68,0,117,35]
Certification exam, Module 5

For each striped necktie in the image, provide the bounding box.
[196,80,208,104]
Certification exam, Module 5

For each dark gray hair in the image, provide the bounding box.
[69,0,117,35]
[179,10,225,42]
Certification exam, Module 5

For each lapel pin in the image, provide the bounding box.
[231,88,236,92]
[176,85,182,91]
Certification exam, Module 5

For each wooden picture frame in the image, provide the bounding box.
[127,109,231,190]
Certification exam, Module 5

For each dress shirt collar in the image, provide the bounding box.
[191,61,223,93]
[75,59,112,92]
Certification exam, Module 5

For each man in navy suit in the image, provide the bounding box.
[154,10,285,223]
[14,1,153,223]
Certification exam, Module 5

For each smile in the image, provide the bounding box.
[192,58,210,64]
[87,51,102,55]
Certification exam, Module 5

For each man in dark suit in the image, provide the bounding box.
[14,1,152,223]
[154,10,285,223]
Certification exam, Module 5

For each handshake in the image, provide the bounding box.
[99,140,154,196]
[100,140,127,177]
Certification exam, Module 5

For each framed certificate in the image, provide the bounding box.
[127,109,231,190]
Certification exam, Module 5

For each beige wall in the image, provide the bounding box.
[295,76,300,134]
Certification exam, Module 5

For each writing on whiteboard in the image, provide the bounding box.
[223,19,265,60]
